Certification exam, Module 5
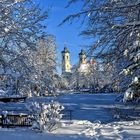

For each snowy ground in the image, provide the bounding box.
[0,93,140,140]
[0,120,140,140]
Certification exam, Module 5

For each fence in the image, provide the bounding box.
[0,109,73,128]
[0,114,32,127]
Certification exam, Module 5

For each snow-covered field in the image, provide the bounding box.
[0,93,140,140]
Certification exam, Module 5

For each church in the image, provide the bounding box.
[61,47,96,76]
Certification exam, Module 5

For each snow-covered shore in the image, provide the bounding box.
[0,119,140,140]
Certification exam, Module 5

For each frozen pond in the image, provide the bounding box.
[57,93,120,123]
[56,93,139,123]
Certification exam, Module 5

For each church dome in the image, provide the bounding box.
[79,49,86,55]
[62,47,69,53]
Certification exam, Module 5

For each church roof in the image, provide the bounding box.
[79,49,86,55]
[61,47,70,53]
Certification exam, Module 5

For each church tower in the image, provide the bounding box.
[62,46,71,74]
[79,49,86,65]
[78,49,89,74]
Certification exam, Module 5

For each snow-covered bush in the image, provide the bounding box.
[123,88,134,103]
[123,77,140,103]
[0,90,7,96]
[27,101,64,132]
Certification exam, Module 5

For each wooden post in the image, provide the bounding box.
[70,110,72,121]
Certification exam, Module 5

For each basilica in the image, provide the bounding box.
[61,47,96,76]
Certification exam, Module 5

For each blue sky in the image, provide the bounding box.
[37,0,91,71]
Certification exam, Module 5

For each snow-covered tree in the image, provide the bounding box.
[62,0,140,96]
[29,35,57,96]
[69,61,116,92]
[57,75,70,90]
[0,0,48,95]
